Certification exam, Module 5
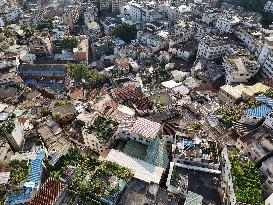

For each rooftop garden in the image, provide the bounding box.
[8,160,30,189]
[0,114,16,136]
[154,66,172,86]
[0,160,31,203]
[230,156,263,205]
[183,121,203,139]
[215,104,241,124]
[86,116,119,145]
[244,99,261,109]
[49,99,72,110]
[263,90,273,98]
[50,149,132,205]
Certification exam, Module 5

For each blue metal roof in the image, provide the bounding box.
[256,95,273,108]
[6,188,32,202]
[244,105,272,117]
[18,70,65,74]
[27,152,45,183]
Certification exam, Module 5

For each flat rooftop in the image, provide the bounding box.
[171,166,221,205]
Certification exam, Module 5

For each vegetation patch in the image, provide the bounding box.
[230,156,263,204]
[86,116,119,145]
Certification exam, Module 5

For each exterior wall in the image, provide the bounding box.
[258,43,271,65]
[234,29,256,52]
[119,129,151,145]
[197,41,228,60]
[259,160,273,197]
[221,147,236,205]
[264,114,273,129]
[215,19,233,33]
[265,193,273,205]
[262,50,273,78]
[169,47,191,60]
[223,58,259,85]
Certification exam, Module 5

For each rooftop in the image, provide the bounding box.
[129,118,161,140]
[104,149,164,184]
[170,164,221,205]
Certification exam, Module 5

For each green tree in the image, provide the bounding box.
[37,20,53,31]
[22,26,35,38]
[87,70,105,88]
[70,64,89,83]
[113,23,137,43]
[61,36,79,51]
[3,26,15,38]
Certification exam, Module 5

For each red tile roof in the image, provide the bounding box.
[112,85,143,102]
[30,179,66,205]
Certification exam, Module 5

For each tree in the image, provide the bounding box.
[70,64,90,83]
[22,26,35,38]
[61,36,79,52]
[87,70,105,88]
[113,23,137,43]
[3,26,15,38]
[37,20,53,31]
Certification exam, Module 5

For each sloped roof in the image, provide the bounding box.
[244,105,272,118]
[130,118,161,140]
[145,137,169,169]
[104,149,164,184]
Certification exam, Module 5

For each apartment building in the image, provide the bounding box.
[197,35,229,60]
[63,5,80,30]
[223,55,260,85]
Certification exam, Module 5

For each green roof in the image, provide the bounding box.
[144,137,169,169]
[123,140,147,160]
[230,156,263,204]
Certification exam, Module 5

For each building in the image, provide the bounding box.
[30,178,67,205]
[223,55,260,85]
[91,36,114,61]
[18,64,66,79]
[236,126,273,164]
[166,162,221,204]
[169,41,198,61]
[218,83,270,102]
[51,104,78,123]
[197,36,229,60]
[265,193,273,205]
[82,115,119,154]
[119,117,162,145]
[264,1,273,13]
[29,36,53,56]
[112,0,127,12]
[73,35,89,64]
[102,148,164,184]
[259,157,273,197]
[4,118,24,151]
[215,12,240,34]
[221,146,263,205]
[63,5,80,30]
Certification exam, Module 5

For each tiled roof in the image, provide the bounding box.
[134,97,154,111]
[112,85,143,102]
[162,122,178,136]
[145,138,169,169]
[30,179,66,205]
[244,105,272,117]
[130,118,161,140]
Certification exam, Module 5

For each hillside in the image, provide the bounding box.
[222,0,273,27]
